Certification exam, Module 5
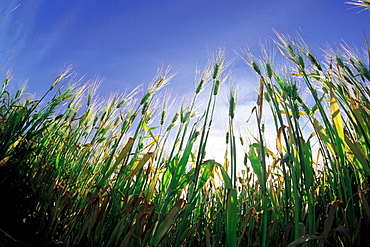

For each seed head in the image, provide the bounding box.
[298,55,305,69]
[117,99,126,108]
[266,63,273,79]
[308,53,322,71]
[140,91,151,105]
[252,61,262,76]
[196,79,205,94]
[287,44,296,58]
[212,64,220,79]
[228,85,237,119]
[239,136,244,146]
[213,80,220,95]
[160,109,166,126]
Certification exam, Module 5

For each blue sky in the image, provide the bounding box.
[1,1,369,97]
[0,1,369,161]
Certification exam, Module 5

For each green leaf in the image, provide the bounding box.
[226,188,237,247]
[248,147,263,188]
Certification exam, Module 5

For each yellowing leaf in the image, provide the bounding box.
[330,88,344,141]
[150,199,186,246]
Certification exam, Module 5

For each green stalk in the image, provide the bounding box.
[254,108,268,247]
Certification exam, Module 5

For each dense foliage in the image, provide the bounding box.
[0,1,369,246]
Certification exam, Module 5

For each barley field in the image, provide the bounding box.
[0,1,369,247]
